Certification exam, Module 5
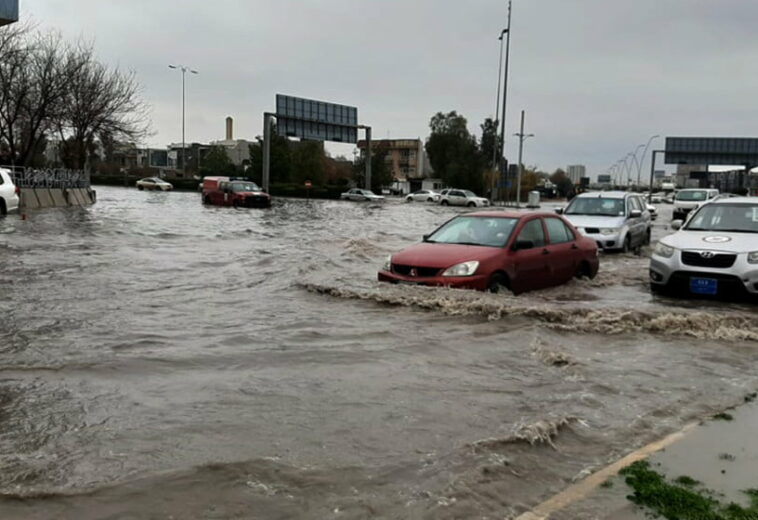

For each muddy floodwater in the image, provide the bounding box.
[0,187,756,519]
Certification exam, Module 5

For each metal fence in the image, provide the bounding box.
[0,166,91,189]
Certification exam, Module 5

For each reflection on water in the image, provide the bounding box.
[0,187,756,519]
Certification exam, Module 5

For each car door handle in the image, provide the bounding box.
[571,243,579,250]
[542,249,550,255]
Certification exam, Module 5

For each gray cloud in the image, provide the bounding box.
[22,0,758,177]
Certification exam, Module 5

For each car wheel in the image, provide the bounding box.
[441,200,449,206]
[622,235,632,253]
[644,228,651,245]
[488,273,511,294]
[0,198,6,216]
[203,196,211,205]
[467,201,476,207]
[575,261,595,280]
[405,197,412,203]
[138,185,144,191]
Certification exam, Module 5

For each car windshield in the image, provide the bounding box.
[231,182,260,192]
[676,190,707,201]
[565,197,625,216]
[685,203,758,233]
[426,216,518,248]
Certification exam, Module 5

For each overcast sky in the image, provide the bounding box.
[22,0,758,178]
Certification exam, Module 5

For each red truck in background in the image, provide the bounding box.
[201,177,271,208]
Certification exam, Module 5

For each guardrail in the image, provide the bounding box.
[0,166,90,189]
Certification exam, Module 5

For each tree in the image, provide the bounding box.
[479,117,500,168]
[290,140,325,185]
[248,123,292,184]
[550,169,575,197]
[425,111,485,193]
[199,145,237,177]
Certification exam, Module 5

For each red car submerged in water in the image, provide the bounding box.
[202,177,271,208]
[378,211,599,294]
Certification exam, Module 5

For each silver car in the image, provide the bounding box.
[405,189,441,203]
[439,189,490,208]
[340,188,385,202]
[559,191,651,252]
[650,197,758,297]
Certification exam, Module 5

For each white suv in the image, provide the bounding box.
[672,188,719,221]
[439,189,490,207]
[0,168,20,216]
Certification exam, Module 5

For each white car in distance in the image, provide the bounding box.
[405,190,441,203]
[137,177,173,191]
[0,168,20,215]
[439,189,490,207]
[340,188,385,202]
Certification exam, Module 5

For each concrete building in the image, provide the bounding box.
[356,138,435,192]
[675,164,708,188]
[168,142,211,174]
[210,117,254,167]
[566,165,586,185]
[0,0,19,26]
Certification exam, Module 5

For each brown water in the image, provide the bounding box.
[0,187,756,519]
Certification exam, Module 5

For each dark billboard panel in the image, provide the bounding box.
[665,137,758,165]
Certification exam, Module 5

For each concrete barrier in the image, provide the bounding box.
[36,188,54,208]
[49,189,67,206]
[19,189,40,210]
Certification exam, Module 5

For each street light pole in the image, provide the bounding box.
[514,109,534,207]
[637,135,660,186]
[169,64,198,174]
[492,28,507,170]
[497,1,512,175]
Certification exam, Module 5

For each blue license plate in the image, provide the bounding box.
[690,277,718,295]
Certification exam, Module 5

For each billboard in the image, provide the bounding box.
[597,174,612,184]
[0,0,18,26]
[275,94,358,143]
[665,137,758,166]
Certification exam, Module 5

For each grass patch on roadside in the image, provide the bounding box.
[620,460,758,519]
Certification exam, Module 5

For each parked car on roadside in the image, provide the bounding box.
[557,191,651,252]
[340,188,385,202]
[378,211,598,294]
[650,197,758,298]
[439,189,490,207]
[672,188,719,221]
[646,203,658,220]
[0,168,20,216]
[136,177,173,191]
[405,190,441,203]
[202,177,271,208]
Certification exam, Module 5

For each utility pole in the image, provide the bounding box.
[514,110,534,207]
[359,125,372,190]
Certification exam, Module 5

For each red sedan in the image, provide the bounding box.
[378,211,599,294]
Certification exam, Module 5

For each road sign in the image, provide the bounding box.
[275,94,358,143]
[0,0,18,26]
[597,174,612,184]
[665,137,758,166]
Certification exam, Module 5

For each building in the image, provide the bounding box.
[566,165,586,185]
[168,142,211,175]
[210,117,255,167]
[356,138,435,192]
[0,0,19,26]
[675,164,708,188]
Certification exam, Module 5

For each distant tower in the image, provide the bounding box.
[226,117,233,141]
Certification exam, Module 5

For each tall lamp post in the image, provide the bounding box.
[169,64,199,173]
[492,28,508,169]
[497,0,513,199]
[637,135,660,186]
[514,110,534,207]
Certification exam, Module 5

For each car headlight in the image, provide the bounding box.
[442,261,479,277]
[382,255,392,271]
[748,251,758,264]
[600,228,618,236]
[654,242,676,258]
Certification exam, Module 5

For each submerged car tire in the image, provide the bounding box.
[441,200,449,206]
[0,198,6,216]
[575,261,595,280]
[138,185,144,191]
[203,196,211,205]
[622,235,632,253]
[644,228,651,245]
[427,197,434,202]
[467,201,476,207]
[487,273,510,294]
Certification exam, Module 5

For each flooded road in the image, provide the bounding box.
[0,187,756,519]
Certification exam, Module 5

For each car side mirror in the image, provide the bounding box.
[671,220,683,231]
[422,234,430,242]
[512,239,534,251]
[629,209,642,218]
[555,208,564,215]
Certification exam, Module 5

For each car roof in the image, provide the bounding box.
[708,196,757,205]
[573,191,633,199]
[465,211,557,219]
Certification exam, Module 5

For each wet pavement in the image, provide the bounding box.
[0,187,756,519]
